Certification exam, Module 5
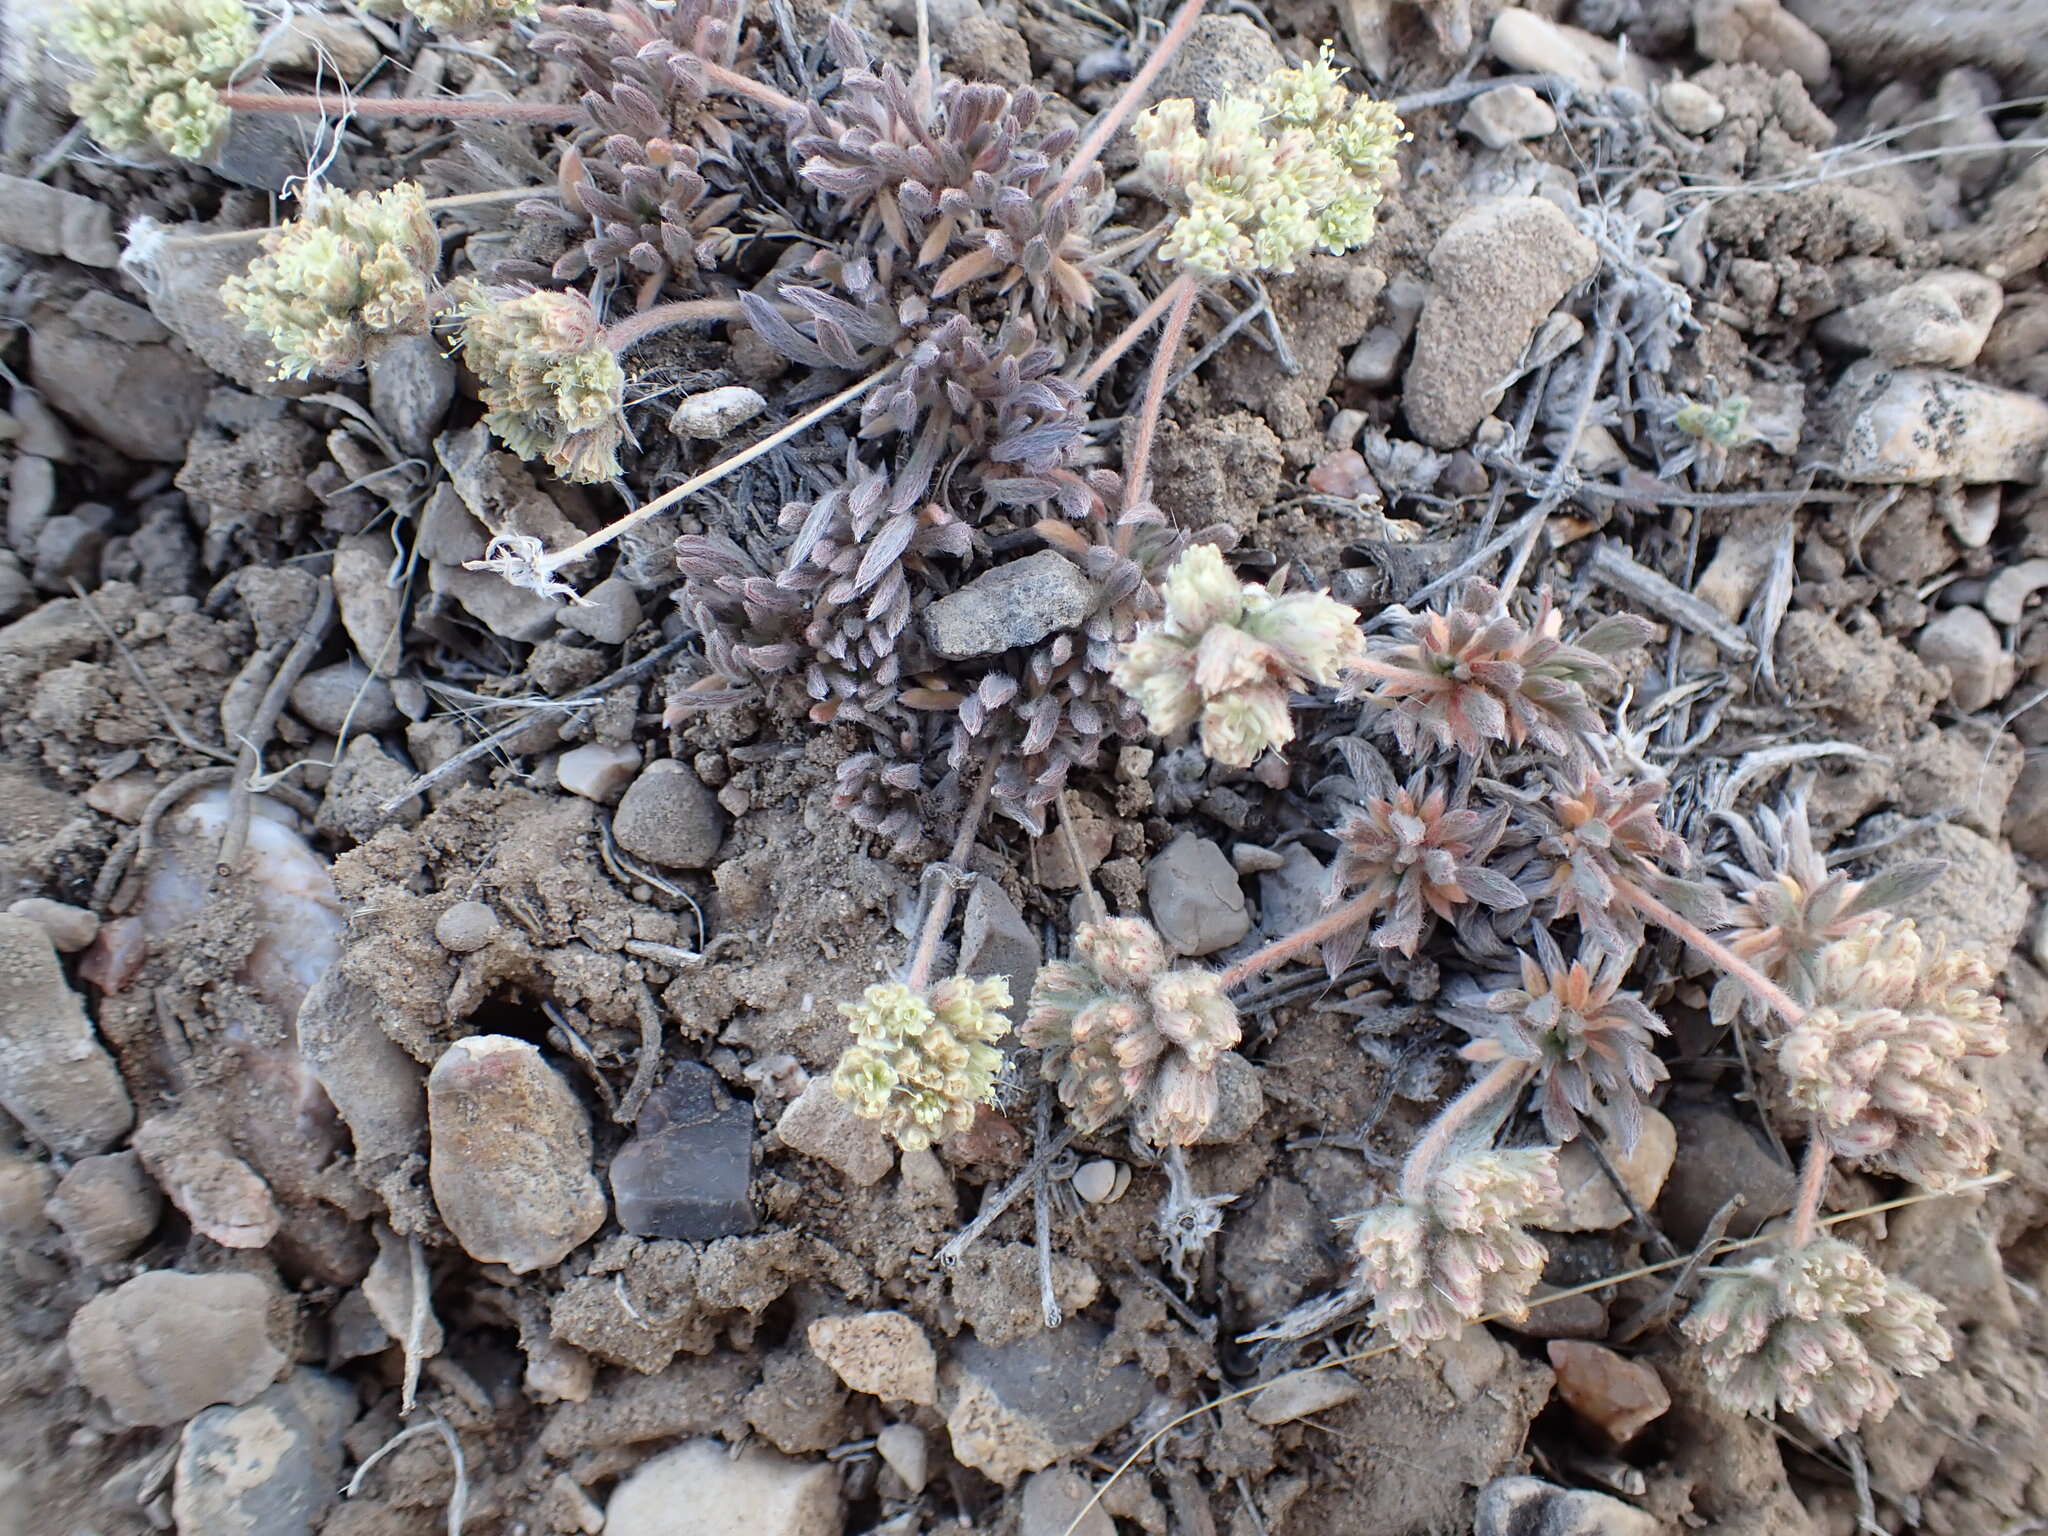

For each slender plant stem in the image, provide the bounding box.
[1215,891,1382,992]
[537,366,896,576]
[1620,879,1806,1029]
[697,57,806,118]
[148,187,543,249]
[1057,791,1109,926]
[1122,271,1198,511]
[1398,1058,1533,1204]
[904,765,996,993]
[218,88,584,122]
[1788,1127,1832,1248]
[1078,274,1185,391]
[604,297,748,353]
[1050,0,1208,204]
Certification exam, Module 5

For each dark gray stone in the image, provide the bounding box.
[611,1063,757,1241]
[1654,1102,1797,1248]
[1475,1475,1659,1536]
[961,877,1039,1007]
[949,1321,1149,1474]
[172,1368,355,1536]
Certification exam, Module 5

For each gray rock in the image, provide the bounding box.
[429,558,563,642]
[2008,756,2048,859]
[1878,817,2029,969]
[1657,79,1726,134]
[172,1368,355,1536]
[875,1423,928,1494]
[1546,1107,1676,1231]
[1256,844,1327,941]
[961,877,1040,1008]
[133,1113,280,1250]
[1828,361,2048,484]
[1191,1051,1264,1146]
[0,914,133,1157]
[135,229,316,397]
[331,538,405,678]
[1150,15,1284,108]
[290,661,397,735]
[1819,271,2003,368]
[1655,1102,1797,1247]
[1695,0,1831,85]
[367,333,457,457]
[434,900,500,954]
[1917,606,2013,711]
[33,511,107,592]
[775,1077,894,1187]
[255,11,382,74]
[1404,199,1599,448]
[606,1440,841,1536]
[1461,85,1558,148]
[67,1270,293,1428]
[1146,835,1250,956]
[29,299,210,461]
[614,760,728,870]
[72,291,169,344]
[295,969,426,1171]
[1784,0,2048,94]
[1219,1177,1337,1324]
[1475,1475,1660,1536]
[610,1062,757,1241]
[945,1321,1150,1485]
[1247,1368,1365,1426]
[1020,1468,1115,1536]
[7,452,54,557]
[1985,557,2048,624]
[9,386,74,461]
[0,555,31,621]
[923,550,1095,659]
[314,734,422,841]
[4,896,97,952]
[1347,278,1426,387]
[0,175,117,266]
[46,1151,159,1265]
[1488,8,1628,91]
[557,742,641,803]
[560,575,644,646]
[205,81,327,194]
[670,385,767,439]
[428,1035,608,1273]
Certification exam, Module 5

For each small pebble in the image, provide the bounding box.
[1658,78,1725,134]
[46,1152,160,1265]
[922,550,1096,659]
[1460,84,1558,148]
[1306,448,1376,500]
[434,900,500,953]
[670,385,768,439]
[807,1312,938,1405]
[605,1440,841,1536]
[1546,1340,1671,1447]
[945,1323,1148,1485]
[1829,361,2048,484]
[5,896,99,952]
[1475,1476,1659,1536]
[560,575,644,646]
[1071,1159,1126,1204]
[0,914,134,1157]
[133,1115,280,1250]
[776,1077,895,1186]
[1145,835,1249,956]
[1021,1468,1115,1536]
[556,742,641,803]
[1248,1367,1365,1425]
[289,661,397,735]
[172,1368,355,1536]
[1917,605,2013,712]
[875,1423,929,1494]
[614,760,729,870]
[1546,1107,1676,1231]
[427,1035,608,1274]
[609,1062,756,1242]
[67,1270,292,1427]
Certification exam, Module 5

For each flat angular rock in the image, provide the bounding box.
[0,914,133,1157]
[775,1077,894,1186]
[606,1440,841,1536]
[295,969,426,1170]
[172,1368,355,1536]
[923,551,1095,659]
[428,1035,607,1273]
[47,1151,160,1265]
[68,1271,293,1427]
[1819,270,2003,368]
[961,876,1040,1007]
[1828,360,2048,484]
[1404,198,1599,449]
[1146,835,1249,956]
[0,175,117,266]
[611,1062,756,1241]
[945,1322,1150,1485]
[133,1114,280,1250]
[807,1312,937,1405]
[1546,1341,1670,1447]
[1546,1107,1676,1232]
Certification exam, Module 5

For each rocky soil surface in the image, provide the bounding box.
[5,0,2048,1534]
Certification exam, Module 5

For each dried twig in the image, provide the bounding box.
[345,1418,468,1536]
[1585,541,1756,659]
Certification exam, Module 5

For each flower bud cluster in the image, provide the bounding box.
[1777,918,2007,1188]
[1133,44,1404,277]
[61,0,255,160]
[1683,1236,1950,1438]
[1112,543,1365,767]
[453,283,630,483]
[1022,917,1241,1146]
[221,183,441,379]
[1351,1146,1558,1351]
[831,977,1013,1151]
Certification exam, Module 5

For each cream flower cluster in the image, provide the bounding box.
[831,977,1012,1151]
[1134,44,1405,277]
[1022,917,1241,1146]
[1351,1145,1559,1351]
[453,284,631,484]
[222,183,440,379]
[1777,917,2007,1189]
[61,0,255,160]
[1112,543,1365,767]
[1684,1236,1950,1439]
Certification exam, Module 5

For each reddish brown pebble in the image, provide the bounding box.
[1307,448,1375,499]
[1545,1340,1670,1447]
